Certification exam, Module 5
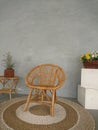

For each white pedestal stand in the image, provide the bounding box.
[78,68,98,109]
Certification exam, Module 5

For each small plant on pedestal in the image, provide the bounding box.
[80,51,98,68]
[2,52,15,77]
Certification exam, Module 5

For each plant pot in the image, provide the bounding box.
[4,69,14,77]
[83,60,98,69]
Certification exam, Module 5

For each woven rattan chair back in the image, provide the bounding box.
[24,64,66,116]
[26,64,65,88]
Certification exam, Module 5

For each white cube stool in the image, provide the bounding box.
[78,85,98,109]
[78,68,98,109]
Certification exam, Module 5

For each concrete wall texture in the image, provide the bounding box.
[0,0,98,98]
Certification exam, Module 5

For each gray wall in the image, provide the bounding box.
[0,0,98,98]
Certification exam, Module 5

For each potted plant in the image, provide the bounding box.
[2,52,15,77]
[80,51,98,69]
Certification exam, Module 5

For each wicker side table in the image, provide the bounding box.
[0,76,19,100]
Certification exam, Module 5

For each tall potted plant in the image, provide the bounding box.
[2,52,15,77]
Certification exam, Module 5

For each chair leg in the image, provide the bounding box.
[50,90,56,102]
[50,90,55,116]
[41,90,44,101]
[54,91,56,102]
[24,88,33,111]
[9,92,12,100]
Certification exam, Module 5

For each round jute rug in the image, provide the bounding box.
[0,97,95,130]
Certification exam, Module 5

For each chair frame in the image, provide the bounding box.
[24,64,65,116]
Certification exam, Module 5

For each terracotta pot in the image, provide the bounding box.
[83,60,98,69]
[4,69,14,77]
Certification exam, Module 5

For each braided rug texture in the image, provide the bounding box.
[0,97,95,130]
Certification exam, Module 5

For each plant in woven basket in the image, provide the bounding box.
[2,52,15,77]
[80,51,98,68]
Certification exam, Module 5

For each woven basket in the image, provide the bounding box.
[83,60,98,69]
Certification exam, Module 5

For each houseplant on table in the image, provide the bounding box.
[80,51,98,69]
[2,52,15,77]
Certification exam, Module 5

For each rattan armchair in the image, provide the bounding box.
[24,64,65,116]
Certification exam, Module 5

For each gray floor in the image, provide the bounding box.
[89,109,98,130]
[0,94,98,130]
